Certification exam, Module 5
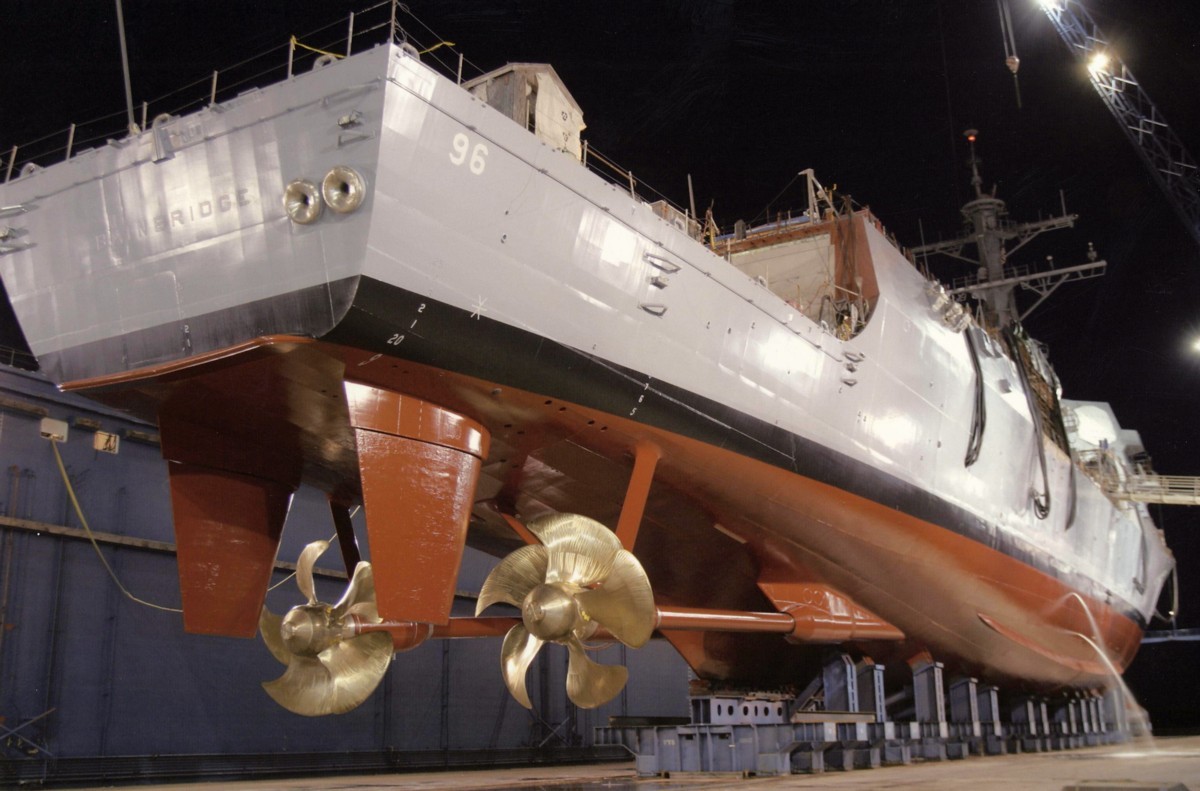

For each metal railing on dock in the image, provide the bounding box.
[1075,449,1200,506]
[1141,627,1200,644]
[1110,474,1200,506]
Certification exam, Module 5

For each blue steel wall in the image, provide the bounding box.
[0,366,688,766]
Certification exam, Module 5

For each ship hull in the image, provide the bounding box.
[3,42,1172,694]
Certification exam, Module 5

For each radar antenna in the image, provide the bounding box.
[912,130,1104,329]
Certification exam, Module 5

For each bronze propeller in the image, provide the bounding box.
[476,513,655,709]
[259,540,394,716]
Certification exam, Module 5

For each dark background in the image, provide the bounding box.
[2,0,1198,728]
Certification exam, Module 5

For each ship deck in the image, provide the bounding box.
[81,735,1200,791]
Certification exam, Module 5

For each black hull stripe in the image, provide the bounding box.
[41,278,360,385]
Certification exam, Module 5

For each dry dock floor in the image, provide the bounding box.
[91,734,1200,791]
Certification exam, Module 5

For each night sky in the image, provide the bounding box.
[3,1,1199,724]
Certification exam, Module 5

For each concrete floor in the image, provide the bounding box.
[92,735,1200,791]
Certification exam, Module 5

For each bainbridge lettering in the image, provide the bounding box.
[94,187,255,251]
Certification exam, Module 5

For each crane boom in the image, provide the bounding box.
[1038,1,1200,252]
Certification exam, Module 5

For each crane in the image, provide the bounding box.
[1036,0,1200,253]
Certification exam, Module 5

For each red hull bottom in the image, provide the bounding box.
[66,336,1143,692]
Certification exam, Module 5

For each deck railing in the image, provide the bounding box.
[3,1,700,228]
[3,2,409,182]
[7,3,714,268]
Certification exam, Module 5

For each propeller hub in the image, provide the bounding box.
[280,605,338,657]
[522,584,579,641]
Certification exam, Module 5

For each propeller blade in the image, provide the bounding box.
[476,544,548,615]
[564,634,628,709]
[320,631,394,713]
[530,513,620,587]
[262,655,337,716]
[262,631,392,716]
[259,607,291,666]
[332,561,379,622]
[499,623,544,709]
[574,549,655,648]
[296,539,331,605]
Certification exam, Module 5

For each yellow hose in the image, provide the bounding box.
[49,439,182,613]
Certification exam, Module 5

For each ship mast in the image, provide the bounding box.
[961,131,1016,326]
[913,130,1104,329]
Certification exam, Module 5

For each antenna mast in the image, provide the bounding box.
[911,130,1104,328]
[114,0,138,135]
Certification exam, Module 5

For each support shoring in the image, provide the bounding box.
[596,652,1136,777]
